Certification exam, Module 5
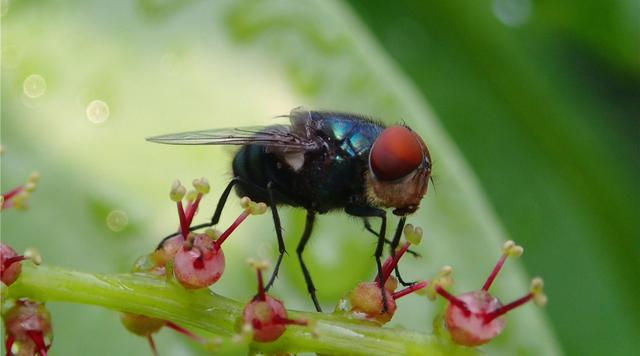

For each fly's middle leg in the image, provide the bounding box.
[297,211,321,312]
[264,182,287,292]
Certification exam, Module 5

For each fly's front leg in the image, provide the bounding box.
[363,219,420,257]
[346,205,388,312]
[390,216,415,286]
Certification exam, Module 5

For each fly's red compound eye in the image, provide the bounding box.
[370,125,424,181]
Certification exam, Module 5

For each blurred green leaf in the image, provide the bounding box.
[346,1,640,355]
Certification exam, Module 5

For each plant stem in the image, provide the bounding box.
[6,264,474,356]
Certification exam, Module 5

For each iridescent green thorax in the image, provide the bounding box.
[310,112,384,162]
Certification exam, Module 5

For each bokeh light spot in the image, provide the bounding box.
[492,0,532,27]
[86,100,110,124]
[106,210,129,232]
[23,74,47,98]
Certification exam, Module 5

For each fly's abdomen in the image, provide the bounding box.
[231,145,300,207]
[232,145,269,200]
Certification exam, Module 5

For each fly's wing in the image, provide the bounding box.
[146,125,321,152]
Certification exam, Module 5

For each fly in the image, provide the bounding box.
[147,107,432,312]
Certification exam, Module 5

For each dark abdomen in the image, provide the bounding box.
[232,145,304,208]
[231,144,366,213]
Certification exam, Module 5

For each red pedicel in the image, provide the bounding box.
[433,241,547,346]
[1,172,39,212]
[242,260,307,342]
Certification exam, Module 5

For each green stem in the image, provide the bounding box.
[5,264,474,356]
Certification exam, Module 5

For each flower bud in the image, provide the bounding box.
[433,241,546,346]
[174,234,225,289]
[348,282,397,324]
[341,233,428,324]
[23,248,42,265]
[192,177,210,194]
[242,265,306,342]
[403,224,423,245]
[444,291,506,346]
[3,300,53,356]
[239,197,267,215]
[1,243,24,286]
[170,180,186,202]
[120,313,165,337]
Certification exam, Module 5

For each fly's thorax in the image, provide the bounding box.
[364,162,430,215]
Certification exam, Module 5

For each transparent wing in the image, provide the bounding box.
[146,125,320,151]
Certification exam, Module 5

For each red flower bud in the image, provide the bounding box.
[3,300,53,356]
[1,243,25,286]
[243,295,291,342]
[242,262,306,342]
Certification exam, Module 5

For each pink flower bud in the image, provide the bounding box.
[173,234,225,289]
[435,241,546,346]
[443,291,506,346]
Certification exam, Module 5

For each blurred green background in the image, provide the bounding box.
[1,0,638,355]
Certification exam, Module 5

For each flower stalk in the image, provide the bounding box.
[6,264,475,356]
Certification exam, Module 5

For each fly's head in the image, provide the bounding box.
[365,125,431,216]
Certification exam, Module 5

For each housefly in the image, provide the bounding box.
[147,107,432,311]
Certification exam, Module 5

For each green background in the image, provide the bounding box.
[1,0,638,355]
